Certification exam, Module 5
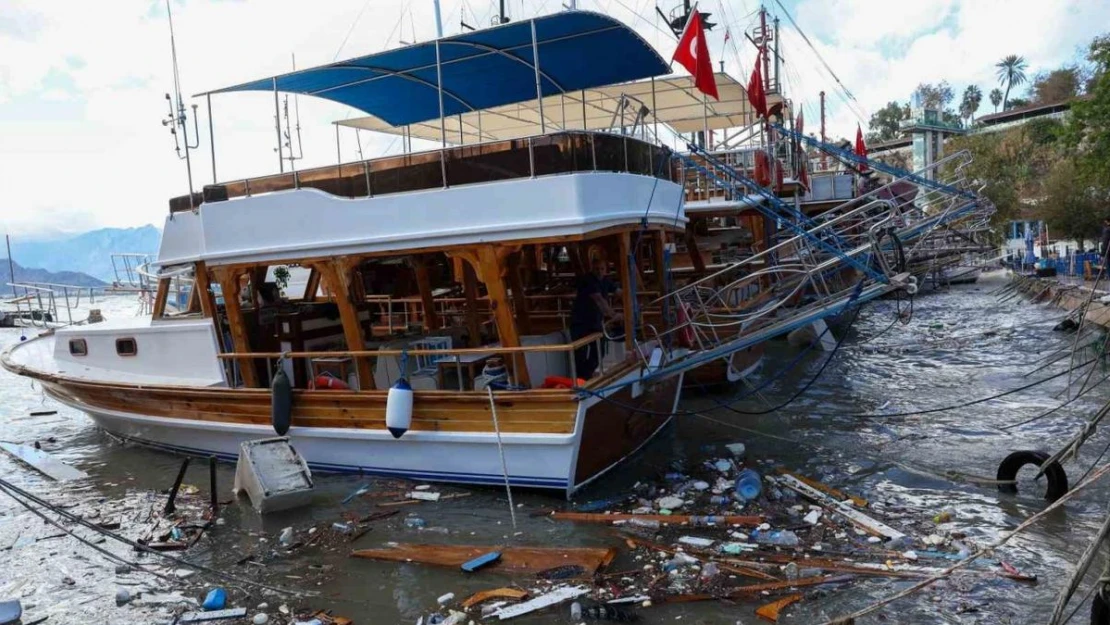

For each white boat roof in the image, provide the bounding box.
[159,172,686,267]
[336,73,787,144]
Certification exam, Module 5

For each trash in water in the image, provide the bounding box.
[202,588,228,611]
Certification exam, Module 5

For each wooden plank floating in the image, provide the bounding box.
[774,475,905,541]
[0,442,87,481]
[351,544,616,575]
[551,512,763,526]
[461,587,529,609]
[754,593,803,623]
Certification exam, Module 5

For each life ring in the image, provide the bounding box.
[996,450,1068,502]
[676,303,696,348]
[271,367,293,436]
[312,374,349,390]
[541,375,587,389]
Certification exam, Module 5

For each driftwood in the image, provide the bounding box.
[351,544,617,574]
[460,587,529,608]
[551,511,763,526]
[755,593,803,622]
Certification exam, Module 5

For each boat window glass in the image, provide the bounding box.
[116,337,138,357]
[69,339,88,357]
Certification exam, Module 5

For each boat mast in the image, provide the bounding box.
[161,0,200,207]
[433,0,444,37]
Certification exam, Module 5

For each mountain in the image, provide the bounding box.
[0,259,105,295]
[7,225,162,282]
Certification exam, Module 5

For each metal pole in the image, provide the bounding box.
[702,91,709,149]
[335,124,341,165]
[651,77,658,140]
[5,235,15,298]
[432,0,444,37]
[207,94,216,184]
[273,77,284,173]
[530,20,545,133]
[820,90,827,171]
[581,89,587,130]
[435,40,447,187]
[773,16,781,94]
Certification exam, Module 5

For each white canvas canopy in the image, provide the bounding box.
[336,73,787,144]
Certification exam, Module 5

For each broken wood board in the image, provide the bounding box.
[780,471,868,507]
[775,475,905,541]
[179,607,248,622]
[0,442,87,481]
[351,544,617,575]
[551,512,762,526]
[461,587,529,609]
[755,593,802,622]
[489,586,588,620]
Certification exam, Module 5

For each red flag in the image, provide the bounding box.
[672,11,719,100]
[796,110,810,189]
[747,50,767,118]
[855,124,869,171]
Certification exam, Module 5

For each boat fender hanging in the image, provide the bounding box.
[386,378,413,439]
[271,367,293,437]
[996,450,1068,503]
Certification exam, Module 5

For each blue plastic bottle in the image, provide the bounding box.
[734,468,762,501]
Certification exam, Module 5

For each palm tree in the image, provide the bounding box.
[995,54,1028,110]
[959,85,983,124]
[990,88,1003,112]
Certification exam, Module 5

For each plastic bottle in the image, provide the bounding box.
[404,517,426,529]
[700,562,720,579]
[709,495,730,506]
[570,602,583,620]
[627,518,661,529]
[751,529,799,547]
[734,468,763,501]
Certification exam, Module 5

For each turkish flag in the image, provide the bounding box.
[672,11,719,100]
[855,124,869,171]
[747,50,767,118]
[796,110,810,189]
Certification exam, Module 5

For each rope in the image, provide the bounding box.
[1048,495,1110,623]
[487,387,517,529]
[819,461,1110,625]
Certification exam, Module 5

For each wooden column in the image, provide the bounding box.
[618,231,636,352]
[194,261,216,318]
[461,260,482,347]
[412,255,440,331]
[684,224,706,274]
[303,267,321,302]
[212,266,259,388]
[476,245,530,388]
[506,252,532,336]
[653,231,669,291]
[316,258,375,389]
[151,278,170,319]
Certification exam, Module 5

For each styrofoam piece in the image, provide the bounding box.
[232,437,314,514]
[491,586,588,620]
[180,608,248,622]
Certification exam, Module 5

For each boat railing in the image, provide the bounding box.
[215,331,620,392]
[169,131,673,212]
[4,282,100,328]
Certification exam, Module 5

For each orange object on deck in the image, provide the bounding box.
[312,375,350,390]
[541,376,587,389]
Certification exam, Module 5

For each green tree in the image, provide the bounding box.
[1006,97,1031,110]
[1069,34,1110,193]
[866,100,910,142]
[1030,67,1083,104]
[996,54,1028,110]
[959,85,983,124]
[1041,159,1102,249]
[989,88,1003,112]
[913,81,955,109]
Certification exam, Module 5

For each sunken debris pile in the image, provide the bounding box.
[380,443,1037,623]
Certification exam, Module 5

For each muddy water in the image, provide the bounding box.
[1,273,1109,624]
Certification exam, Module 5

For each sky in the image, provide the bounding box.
[0,0,1106,239]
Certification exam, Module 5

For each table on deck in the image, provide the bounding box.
[436,352,495,391]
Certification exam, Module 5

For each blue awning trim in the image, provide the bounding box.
[205,11,670,127]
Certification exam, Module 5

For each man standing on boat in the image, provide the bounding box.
[570,258,620,379]
[1100,217,1110,268]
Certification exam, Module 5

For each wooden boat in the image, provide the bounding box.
[2,13,695,496]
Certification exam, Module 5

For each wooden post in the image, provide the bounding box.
[303,267,321,302]
[506,252,532,336]
[316,258,375,389]
[476,245,531,388]
[653,231,668,291]
[194,261,217,318]
[618,231,636,352]
[684,224,706,274]
[212,266,259,388]
[412,255,441,331]
[462,260,482,347]
[152,277,171,319]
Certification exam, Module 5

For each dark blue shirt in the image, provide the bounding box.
[570,273,616,333]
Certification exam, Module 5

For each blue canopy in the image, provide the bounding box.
[206,11,670,127]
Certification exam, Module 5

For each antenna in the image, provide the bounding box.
[280,53,305,172]
[161,0,200,209]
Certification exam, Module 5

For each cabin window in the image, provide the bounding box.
[115,337,138,357]
[68,339,88,357]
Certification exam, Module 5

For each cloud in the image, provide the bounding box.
[0,0,1106,239]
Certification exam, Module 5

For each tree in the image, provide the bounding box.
[866,100,910,142]
[1068,34,1110,194]
[996,54,1028,110]
[1030,67,1083,104]
[912,81,955,110]
[990,88,1003,112]
[1006,97,1031,110]
[1041,159,1103,249]
[959,85,983,124]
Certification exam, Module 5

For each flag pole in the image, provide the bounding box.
[702,91,709,149]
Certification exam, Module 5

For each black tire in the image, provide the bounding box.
[996,450,1069,502]
[1092,588,1110,625]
